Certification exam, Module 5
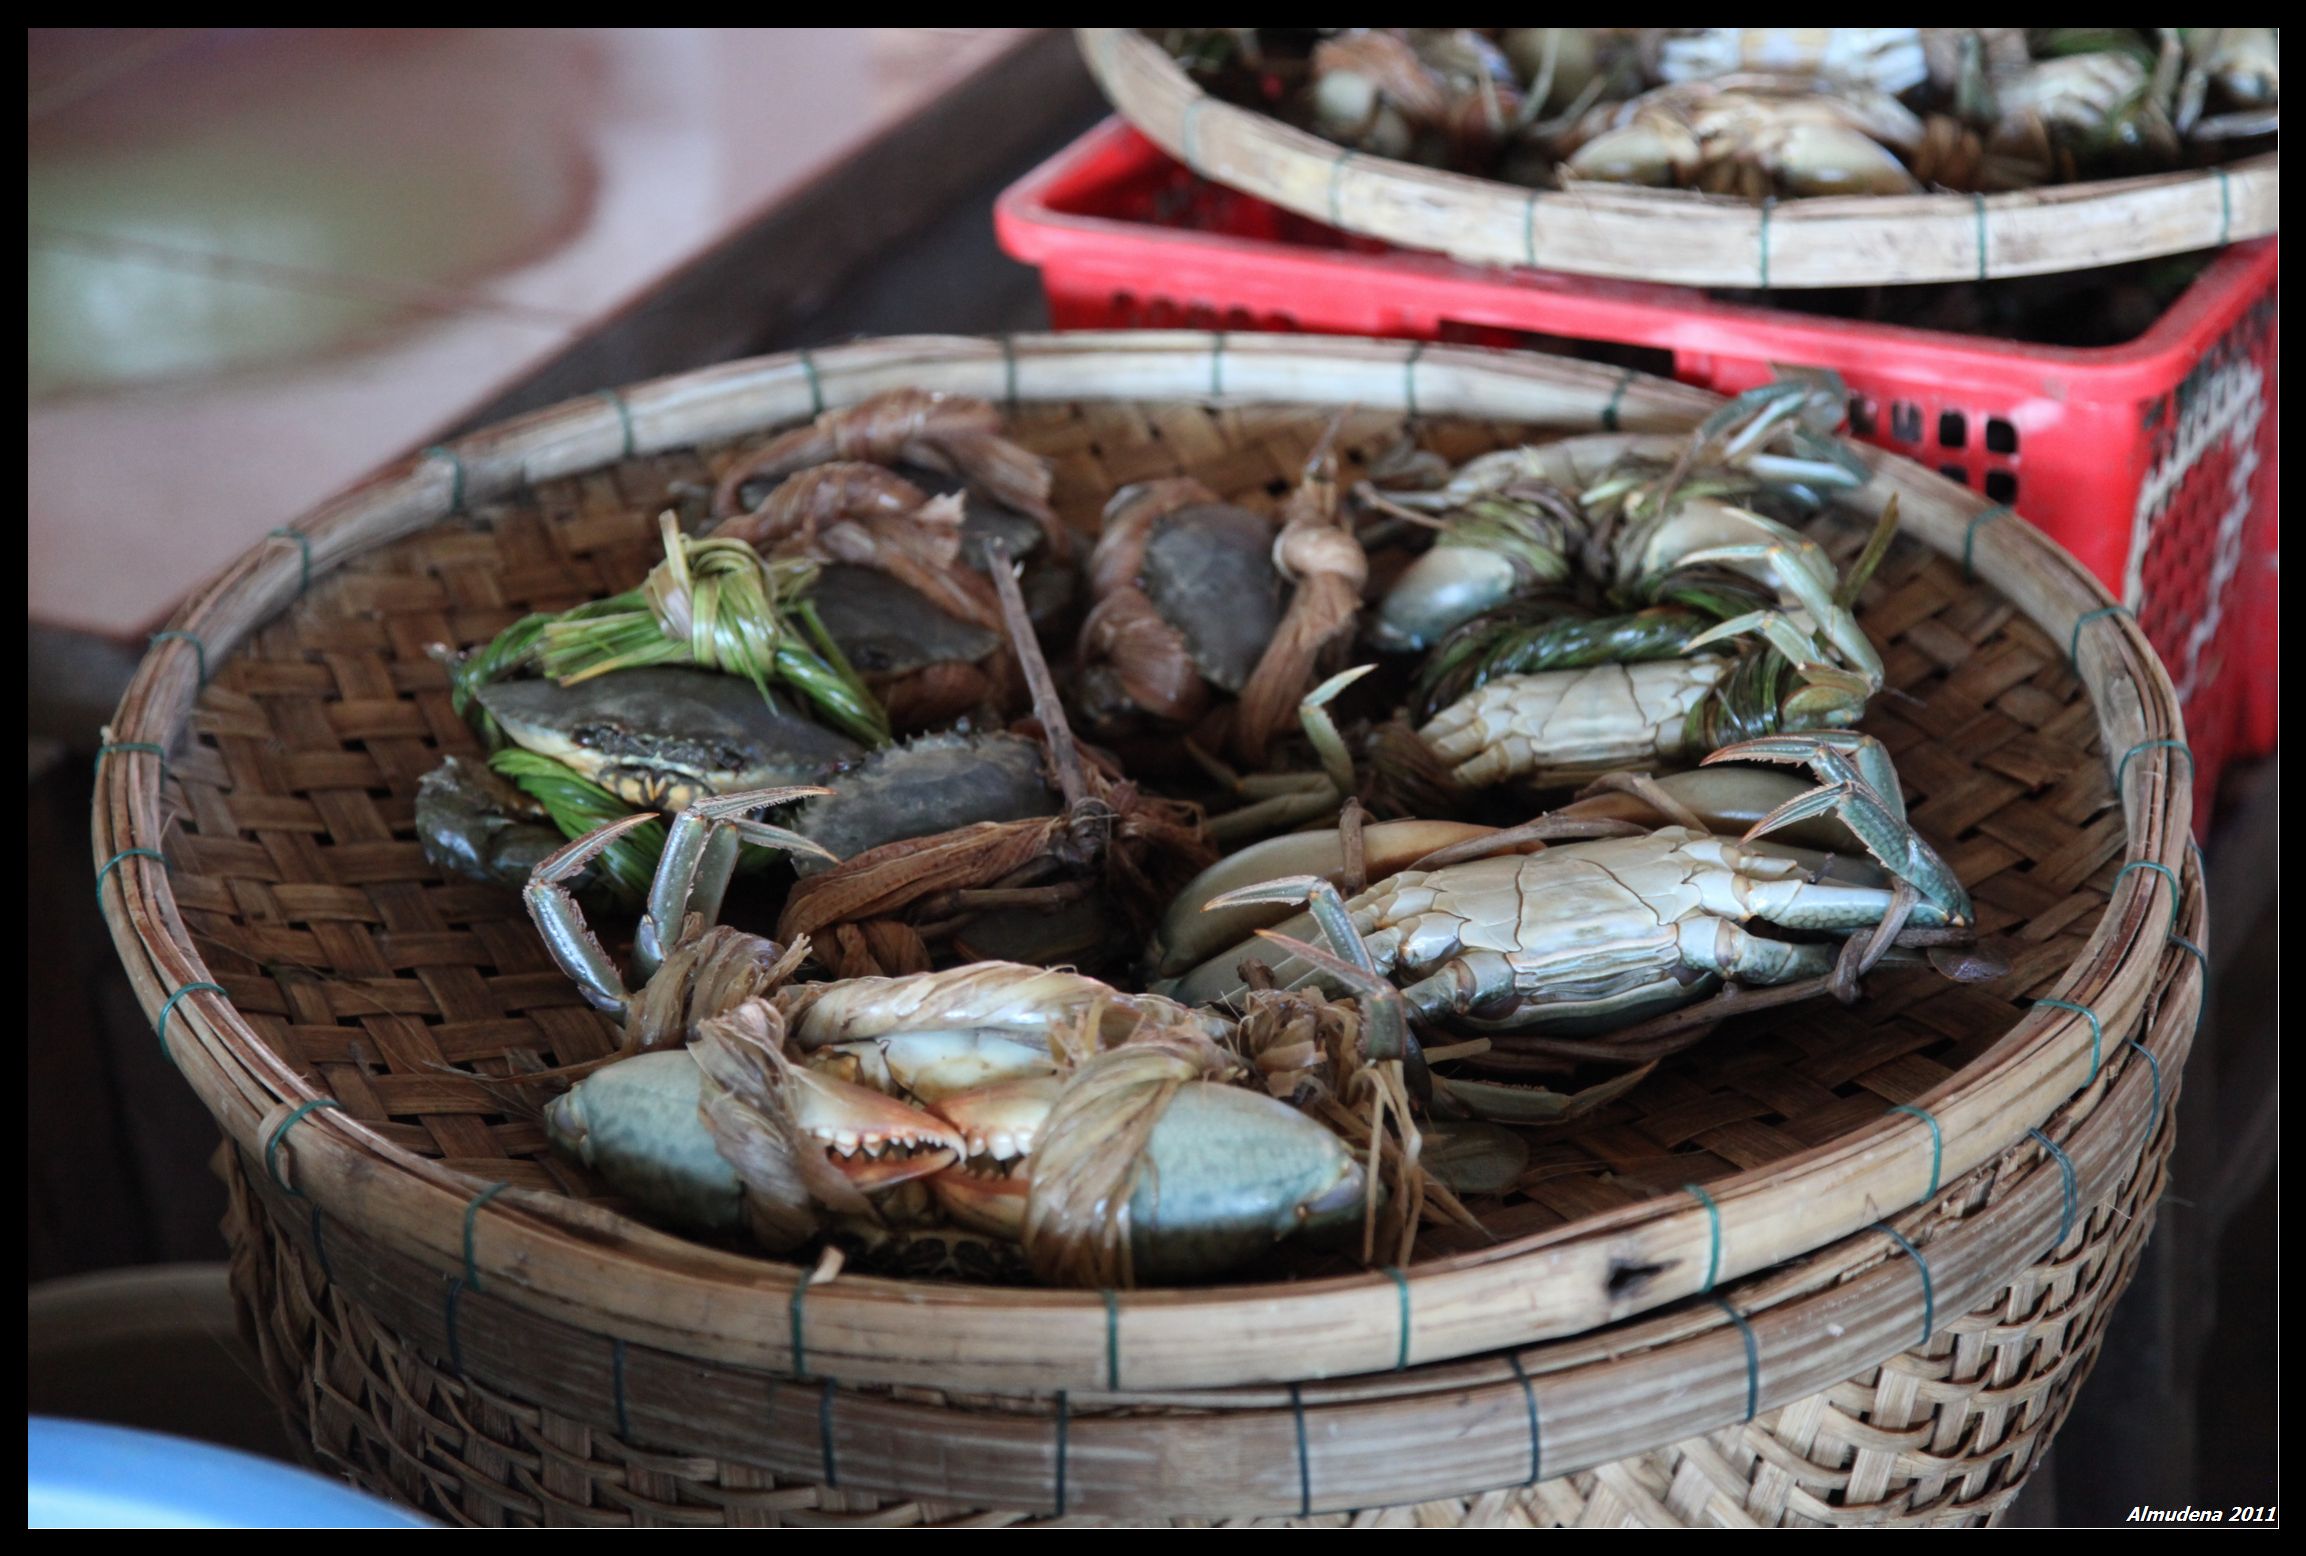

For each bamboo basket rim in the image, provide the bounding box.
[225,870,2200,1518]
[95,331,2196,1394]
[1077,27,2280,289]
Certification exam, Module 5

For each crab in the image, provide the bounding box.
[471,665,865,814]
[1162,732,1975,1041]
[543,975,1369,1285]
[1394,384,1896,792]
[1552,74,1930,199]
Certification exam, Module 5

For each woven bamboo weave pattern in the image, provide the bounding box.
[166,401,2117,1229]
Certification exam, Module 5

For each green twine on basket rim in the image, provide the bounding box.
[1872,1221,1936,1346]
[97,742,168,771]
[819,1379,841,1488]
[1712,1294,1760,1423]
[1601,367,1635,433]
[1684,1182,1724,1292]
[1891,1103,1944,1201]
[422,445,467,511]
[797,349,825,418]
[2126,1037,2163,1136]
[1103,1288,1121,1390]
[790,1276,814,1380]
[268,528,313,596]
[1288,1382,1312,1517]
[157,981,226,1050]
[2034,996,2104,1083]
[2069,604,2129,667]
[1403,339,1426,418]
[2029,1128,2079,1254]
[2115,738,2193,799]
[2114,860,2183,937]
[462,1180,511,1292]
[149,629,208,685]
[1382,1266,1412,1371]
[596,388,637,460]
[264,1098,344,1194]
[1961,504,2010,578]
[1972,192,1990,281]
[97,847,165,900]
[1506,1353,1542,1485]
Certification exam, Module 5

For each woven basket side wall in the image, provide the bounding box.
[223,1088,2175,1529]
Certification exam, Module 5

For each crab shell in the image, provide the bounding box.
[1077,481,1285,732]
[1155,765,1872,996]
[929,1075,1369,1285]
[787,731,1060,879]
[475,666,863,812]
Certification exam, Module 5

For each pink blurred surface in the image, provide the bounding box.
[28,27,1037,637]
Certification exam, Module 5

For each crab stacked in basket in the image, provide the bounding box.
[421,375,1998,1290]
[1159,27,2277,196]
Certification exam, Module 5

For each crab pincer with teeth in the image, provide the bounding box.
[543,1044,962,1234]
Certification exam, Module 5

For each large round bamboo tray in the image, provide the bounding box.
[97,334,2201,1524]
[1079,28,2280,288]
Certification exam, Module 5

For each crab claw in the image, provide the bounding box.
[1674,533,1884,687]
[1254,927,1419,1069]
[924,1075,1060,1238]
[1204,874,1380,980]
[1302,663,1378,796]
[683,785,841,860]
[787,1064,963,1190]
[1719,740,1970,927]
[1704,730,1907,823]
[637,785,841,979]
[931,1075,1058,1166]
[526,811,669,1014]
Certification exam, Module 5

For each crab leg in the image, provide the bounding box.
[524,813,663,1015]
[1205,874,1424,1067]
[635,785,835,980]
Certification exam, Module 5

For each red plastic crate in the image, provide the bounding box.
[998,121,2279,832]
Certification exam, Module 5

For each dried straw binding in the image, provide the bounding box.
[1078,27,2279,288]
[96,333,2200,1524]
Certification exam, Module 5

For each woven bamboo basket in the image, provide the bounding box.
[1078,28,2280,288]
[96,334,2203,1526]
